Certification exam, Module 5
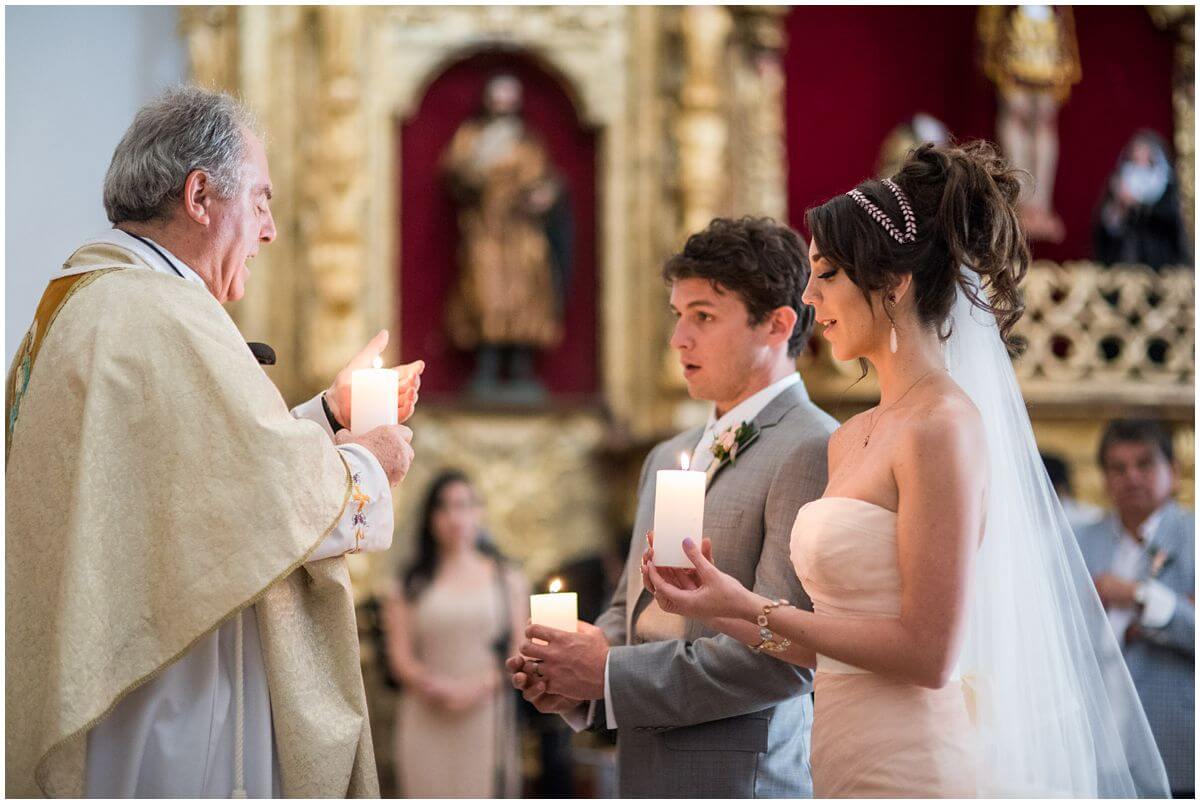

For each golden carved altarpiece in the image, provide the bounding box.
[180,6,1194,591]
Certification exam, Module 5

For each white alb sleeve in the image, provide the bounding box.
[290,392,337,439]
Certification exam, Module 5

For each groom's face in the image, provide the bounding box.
[669,277,774,406]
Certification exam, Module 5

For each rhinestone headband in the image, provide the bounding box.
[846,178,917,244]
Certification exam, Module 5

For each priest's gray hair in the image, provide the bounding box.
[103,85,259,224]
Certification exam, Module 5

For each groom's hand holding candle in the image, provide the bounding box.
[506,654,581,714]
[517,621,609,701]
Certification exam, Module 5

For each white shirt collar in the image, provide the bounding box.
[1118,501,1176,552]
[689,372,801,471]
[86,228,208,289]
[705,372,801,437]
[1130,503,1170,547]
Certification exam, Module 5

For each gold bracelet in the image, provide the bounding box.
[750,598,792,653]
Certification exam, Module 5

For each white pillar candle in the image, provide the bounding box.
[652,452,706,568]
[530,578,578,645]
[350,357,399,435]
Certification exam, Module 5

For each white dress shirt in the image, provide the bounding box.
[83,229,394,797]
[563,373,802,733]
[1105,505,1176,644]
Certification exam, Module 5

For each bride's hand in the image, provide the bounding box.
[641,531,704,594]
[640,531,655,593]
[646,537,753,621]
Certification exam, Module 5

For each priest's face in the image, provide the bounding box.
[205,130,276,302]
[669,277,778,410]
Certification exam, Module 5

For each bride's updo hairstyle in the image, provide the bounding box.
[805,140,1030,351]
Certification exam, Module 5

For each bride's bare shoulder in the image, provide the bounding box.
[898,384,985,462]
[829,409,871,455]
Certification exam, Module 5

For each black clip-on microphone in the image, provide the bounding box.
[247,342,276,366]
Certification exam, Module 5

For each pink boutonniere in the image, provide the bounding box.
[706,421,759,485]
[1149,547,1171,578]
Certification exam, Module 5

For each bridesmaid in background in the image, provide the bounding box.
[382,470,529,797]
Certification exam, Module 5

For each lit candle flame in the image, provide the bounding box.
[548,578,564,594]
[372,356,383,369]
[679,451,691,471]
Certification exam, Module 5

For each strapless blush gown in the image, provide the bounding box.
[790,497,980,797]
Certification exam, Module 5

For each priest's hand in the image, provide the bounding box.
[506,654,583,714]
[335,425,414,486]
[326,329,425,429]
[518,621,608,701]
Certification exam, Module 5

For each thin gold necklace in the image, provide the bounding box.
[862,368,946,447]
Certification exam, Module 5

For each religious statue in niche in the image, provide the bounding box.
[876,112,950,179]
[978,5,1081,243]
[441,74,574,405]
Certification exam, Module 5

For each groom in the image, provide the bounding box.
[508,217,837,797]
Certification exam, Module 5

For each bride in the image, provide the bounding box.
[646,142,1169,797]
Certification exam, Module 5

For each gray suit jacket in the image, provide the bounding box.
[1074,501,1195,792]
[593,382,837,798]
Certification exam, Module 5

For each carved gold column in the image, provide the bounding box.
[179,6,238,91]
[301,7,369,388]
[1149,6,1195,243]
[729,7,789,221]
[675,6,733,237]
[662,7,733,416]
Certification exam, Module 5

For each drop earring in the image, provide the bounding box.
[887,294,898,354]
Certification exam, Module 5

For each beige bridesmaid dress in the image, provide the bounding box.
[394,574,520,798]
[790,497,980,797]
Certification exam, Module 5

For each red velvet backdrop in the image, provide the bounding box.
[398,51,598,398]
[785,6,1176,261]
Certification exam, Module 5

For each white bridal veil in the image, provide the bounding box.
[946,271,1170,796]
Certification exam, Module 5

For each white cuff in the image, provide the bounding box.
[561,703,590,734]
[603,653,617,729]
[291,392,336,440]
[1139,579,1177,629]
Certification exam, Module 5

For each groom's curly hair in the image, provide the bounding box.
[662,217,815,357]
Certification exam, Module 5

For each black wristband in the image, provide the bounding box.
[321,392,346,433]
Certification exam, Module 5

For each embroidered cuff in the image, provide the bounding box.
[348,471,371,554]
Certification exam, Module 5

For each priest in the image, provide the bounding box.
[6,85,422,797]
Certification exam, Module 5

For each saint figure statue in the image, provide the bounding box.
[978,5,1081,242]
[442,74,573,404]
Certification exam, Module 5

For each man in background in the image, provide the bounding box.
[1074,419,1194,798]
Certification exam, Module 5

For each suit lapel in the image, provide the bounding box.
[703,383,806,493]
[1147,502,1185,576]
